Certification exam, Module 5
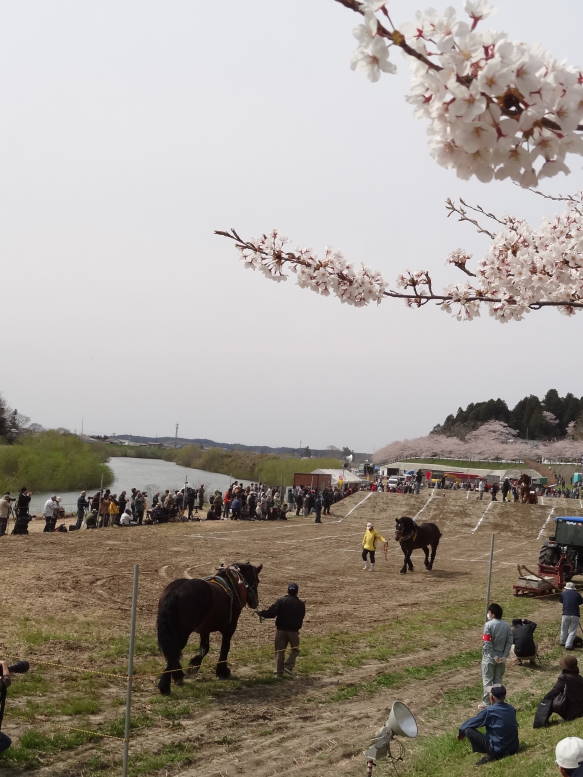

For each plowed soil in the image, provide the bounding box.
[1,490,580,777]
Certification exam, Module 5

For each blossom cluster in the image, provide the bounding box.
[441,196,583,321]
[236,230,387,307]
[350,0,583,185]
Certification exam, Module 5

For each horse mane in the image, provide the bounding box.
[217,562,258,585]
[397,516,416,531]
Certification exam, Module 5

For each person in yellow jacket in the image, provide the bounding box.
[362,521,388,571]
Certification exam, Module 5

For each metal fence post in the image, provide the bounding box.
[485,534,495,617]
[122,564,140,777]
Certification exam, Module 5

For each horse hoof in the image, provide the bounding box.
[158,681,171,696]
[400,569,406,575]
[216,665,231,679]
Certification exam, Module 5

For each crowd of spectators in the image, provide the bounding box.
[0,480,357,534]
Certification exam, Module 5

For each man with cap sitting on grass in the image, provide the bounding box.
[457,684,519,766]
[258,583,305,678]
[556,737,583,776]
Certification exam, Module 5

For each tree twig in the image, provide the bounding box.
[445,199,497,239]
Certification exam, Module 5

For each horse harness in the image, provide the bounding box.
[205,565,249,624]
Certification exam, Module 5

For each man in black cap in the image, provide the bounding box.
[258,583,306,678]
[457,684,519,765]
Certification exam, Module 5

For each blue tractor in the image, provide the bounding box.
[538,516,583,584]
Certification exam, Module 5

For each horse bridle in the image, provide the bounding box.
[227,565,259,608]
[397,525,417,543]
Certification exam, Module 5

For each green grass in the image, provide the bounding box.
[0,586,557,774]
[405,707,583,777]
[327,649,481,703]
[66,741,199,777]
[0,727,99,769]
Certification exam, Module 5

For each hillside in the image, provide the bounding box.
[433,388,583,440]
[108,434,369,461]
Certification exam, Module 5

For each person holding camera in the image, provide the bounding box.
[12,487,32,535]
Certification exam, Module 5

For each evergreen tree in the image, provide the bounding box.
[0,395,7,441]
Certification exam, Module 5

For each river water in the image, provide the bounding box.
[29,457,247,514]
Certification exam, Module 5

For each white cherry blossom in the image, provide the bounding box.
[348,1,583,186]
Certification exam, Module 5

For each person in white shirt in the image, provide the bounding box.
[0,493,13,536]
[119,508,134,526]
[43,496,59,533]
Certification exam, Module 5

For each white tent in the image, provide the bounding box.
[311,468,365,485]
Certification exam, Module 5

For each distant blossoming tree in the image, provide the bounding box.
[217,0,583,322]
[373,420,583,464]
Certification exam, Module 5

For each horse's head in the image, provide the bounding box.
[233,562,263,609]
[395,516,415,542]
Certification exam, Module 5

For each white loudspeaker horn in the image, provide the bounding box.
[387,701,418,738]
[364,701,418,771]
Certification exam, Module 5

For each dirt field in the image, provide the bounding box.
[1,490,582,777]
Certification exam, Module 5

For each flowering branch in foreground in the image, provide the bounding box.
[216,192,583,321]
[342,0,583,186]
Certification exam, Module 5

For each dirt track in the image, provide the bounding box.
[1,490,581,776]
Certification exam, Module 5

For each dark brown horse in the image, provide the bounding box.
[157,562,262,695]
[394,516,441,575]
[518,473,532,504]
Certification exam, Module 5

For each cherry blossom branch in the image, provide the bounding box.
[215,221,583,322]
[523,187,583,216]
[335,0,443,72]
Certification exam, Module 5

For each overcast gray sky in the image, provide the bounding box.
[2,0,582,453]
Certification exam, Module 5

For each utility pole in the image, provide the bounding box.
[175,423,179,449]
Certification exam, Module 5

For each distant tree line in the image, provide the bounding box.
[0,394,28,443]
[432,389,583,441]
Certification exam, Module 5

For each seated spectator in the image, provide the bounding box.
[534,656,583,728]
[457,684,519,766]
[556,737,583,777]
[119,508,135,526]
[511,618,537,666]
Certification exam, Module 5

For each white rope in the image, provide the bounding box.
[537,506,556,540]
[471,500,495,534]
[414,487,435,520]
[336,491,373,523]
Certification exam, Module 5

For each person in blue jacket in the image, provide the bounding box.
[560,582,583,650]
[457,684,519,766]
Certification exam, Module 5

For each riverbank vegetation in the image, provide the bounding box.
[95,441,342,484]
[0,432,113,493]
[0,430,341,494]
[170,445,342,485]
